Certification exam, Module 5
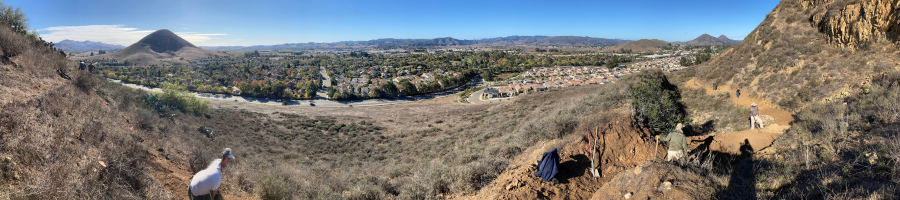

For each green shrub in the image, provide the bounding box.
[629,69,691,133]
[146,82,210,116]
[257,173,294,200]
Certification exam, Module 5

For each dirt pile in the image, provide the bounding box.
[458,114,664,199]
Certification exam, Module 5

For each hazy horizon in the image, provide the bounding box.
[9,0,780,46]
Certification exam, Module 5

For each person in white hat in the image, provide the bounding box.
[656,123,688,161]
[749,102,764,129]
[188,148,234,200]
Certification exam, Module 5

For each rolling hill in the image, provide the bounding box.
[675,33,741,46]
[716,35,741,44]
[600,39,670,52]
[88,29,226,66]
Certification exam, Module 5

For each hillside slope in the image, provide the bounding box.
[697,0,900,111]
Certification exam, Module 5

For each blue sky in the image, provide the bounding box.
[8,0,781,46]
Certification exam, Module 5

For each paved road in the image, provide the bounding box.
[316,66,330,99]
[110,77,478,107]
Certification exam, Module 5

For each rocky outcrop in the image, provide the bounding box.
[808,0,900,48]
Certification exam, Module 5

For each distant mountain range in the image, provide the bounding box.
[201,36,631,51]
[673,34,742,46]
[56,40,125,52]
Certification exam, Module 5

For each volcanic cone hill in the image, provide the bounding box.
[716,35,741,44]
[89,29,226,66]
[676,33,741,46]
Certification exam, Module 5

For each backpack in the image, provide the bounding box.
[534,148,560,182]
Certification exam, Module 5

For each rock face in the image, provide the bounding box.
[807,0,900,48]
[696,0,900,109]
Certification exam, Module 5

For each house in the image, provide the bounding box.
[229,87,241,95]
[482,88,499,99]
[543,82,560,89]
[498,87,515,98]
[528,84,546,92]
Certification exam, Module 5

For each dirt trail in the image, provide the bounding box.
[683,78,794,154]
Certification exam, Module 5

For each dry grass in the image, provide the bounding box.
[708,71,900,199]
[697,0,899,112]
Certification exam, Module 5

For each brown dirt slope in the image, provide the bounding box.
[697,0,900,111]
[455,114,665,200]
[683,78,794,155]
[590,160,728,199]
[586,78,794,200]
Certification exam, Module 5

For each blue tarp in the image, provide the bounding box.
[534,148,560,182]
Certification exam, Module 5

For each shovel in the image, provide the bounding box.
[587,127,600,177]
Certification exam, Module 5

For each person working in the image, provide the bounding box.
[749,102,764,129]
[736,89,741,98]
[188,148,234,200]
[656,123,688,161]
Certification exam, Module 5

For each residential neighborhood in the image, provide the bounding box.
[477,56,687,100]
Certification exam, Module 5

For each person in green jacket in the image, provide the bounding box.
[656,123,688,161]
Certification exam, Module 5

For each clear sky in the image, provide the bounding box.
[7,0,781,47]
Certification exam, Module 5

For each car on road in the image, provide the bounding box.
[276,99,283,102]
[309,101,315,106]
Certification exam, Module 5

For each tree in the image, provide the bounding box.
[0,2,29,34]
[399,79,418,96]
[605,56,620,69]
[629,70,690,134]
[379,81,399,97]
[327,85,337,99]
[679,56,692,66]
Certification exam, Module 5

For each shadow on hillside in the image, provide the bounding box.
[685,120,716,137]
[556,154,591,184]
[712,139,761,199]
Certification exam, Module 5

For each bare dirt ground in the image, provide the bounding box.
[683,78,794,155]
[454,115,664,200]
[453,78,796,200]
